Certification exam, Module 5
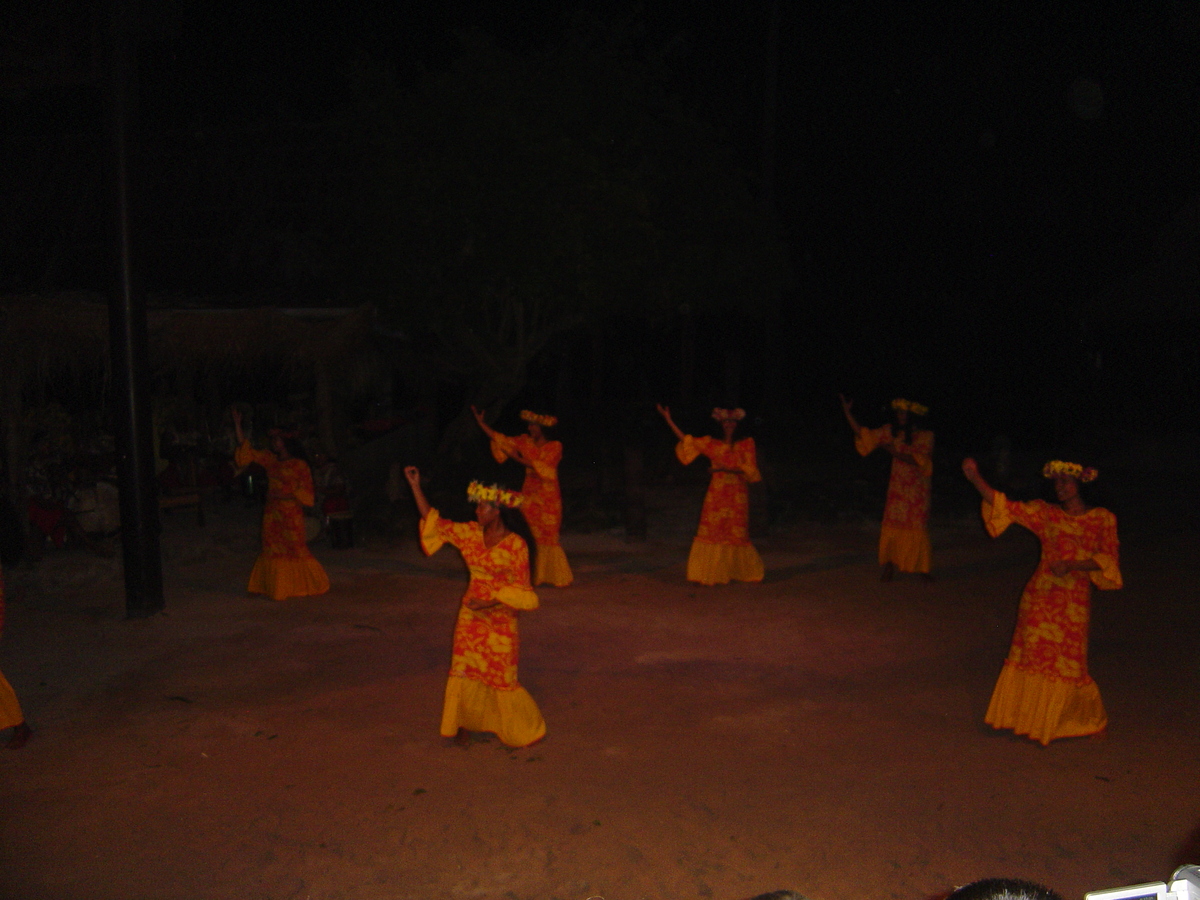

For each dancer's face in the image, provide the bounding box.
[475,501,500,527]
[1053,475,1080,505]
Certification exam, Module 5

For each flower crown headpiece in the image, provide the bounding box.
[891,398,928,416]
[711,407,746,422]
[520,410,557,428]
[466,481,525,508]
[1042,460,1098,483]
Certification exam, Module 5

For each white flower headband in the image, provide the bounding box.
[520,410,557,428]
[891,398,928,416]
[466,481,525,508]
[1042,461,1098,483]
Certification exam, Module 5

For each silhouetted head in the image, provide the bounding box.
[946,878,1063,900]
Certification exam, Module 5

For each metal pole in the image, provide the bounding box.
[109,0,164,618]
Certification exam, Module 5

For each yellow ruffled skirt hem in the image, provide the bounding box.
[440,675,546,748]
[878,525,931,573]
[686,540,764,586]
[248,555,331,601]
[534,544,573,587]
[984,662,1107,745]
[0,668,25,731]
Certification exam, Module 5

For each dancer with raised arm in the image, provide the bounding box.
[840,394,934,581]
[472,406,572,587]
[404,466,546,748]
[232,407,329,601]
[656,404,764,586]
[962,456,1121,744]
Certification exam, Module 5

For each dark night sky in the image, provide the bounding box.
[3,0,1198,442]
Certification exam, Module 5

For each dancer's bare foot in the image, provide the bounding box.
[881,563,895,582]
[5,722,31,750]
[453,728,471,747]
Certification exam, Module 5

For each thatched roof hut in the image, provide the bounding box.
[0,292,384,490]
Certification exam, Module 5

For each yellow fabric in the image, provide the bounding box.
[983,494,1122,590]
[985,661,1107,745]
[422,508,545,746]
[1089,553,1121,590]
[685,540,765,586]
[0,563,24,730]
[534,544,573,588]
[494,584,539,611]
[878,524,931,573]
[676,435,763,483]
[0,668,24,731]
[855,426,932,477]
[490,433,572,587]
[675,434,703,467]
[440,675,546,748]
[855,425,934,571]
[492,434,558,482]
[236,440,328,601]
[419,507,448,555]
[246,555,330,602]
[489,433,515,465]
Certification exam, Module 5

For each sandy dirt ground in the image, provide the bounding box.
[1,489,1198,900]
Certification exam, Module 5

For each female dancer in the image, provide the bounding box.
[0,563,31,749]
[656,404,764,585]
[233,408,329,601]
[840,394,934,581]
[962,457,1121,744]
[404,466,546,748]
[471,406,572,587]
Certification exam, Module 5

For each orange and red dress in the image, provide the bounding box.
[420,509,546,747]
[855,425,934,573]
[490,434,573,586]
[235,441,330,601]
[0,564,26,734]
[981,493,1121,744]
[675,435,765,585]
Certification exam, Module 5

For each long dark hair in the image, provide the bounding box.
[499,504,537,580]
[891,406,928,444]
[282,436,309,464]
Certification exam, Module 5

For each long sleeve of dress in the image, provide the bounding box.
[235,439,275,470]
[277,460,316,507]
[525,441,561,481]
[1088,512,1122,590]
[735,438,763,484]
[908,431,934,478]
[493,537,539,610]
[489,434,516,465]
[675,435,712,466]
[855,425,890,457]
[982,493,1122,590]
[420,508,474,556]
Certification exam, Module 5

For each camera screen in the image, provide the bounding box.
[1085,888,1166,900]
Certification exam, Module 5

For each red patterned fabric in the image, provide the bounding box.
[984,495,1121,683]
[857,425,933,531]
[235,441,329,600]
[677,436,762,546]
[491,435,563,549]
[421,513,539,690]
